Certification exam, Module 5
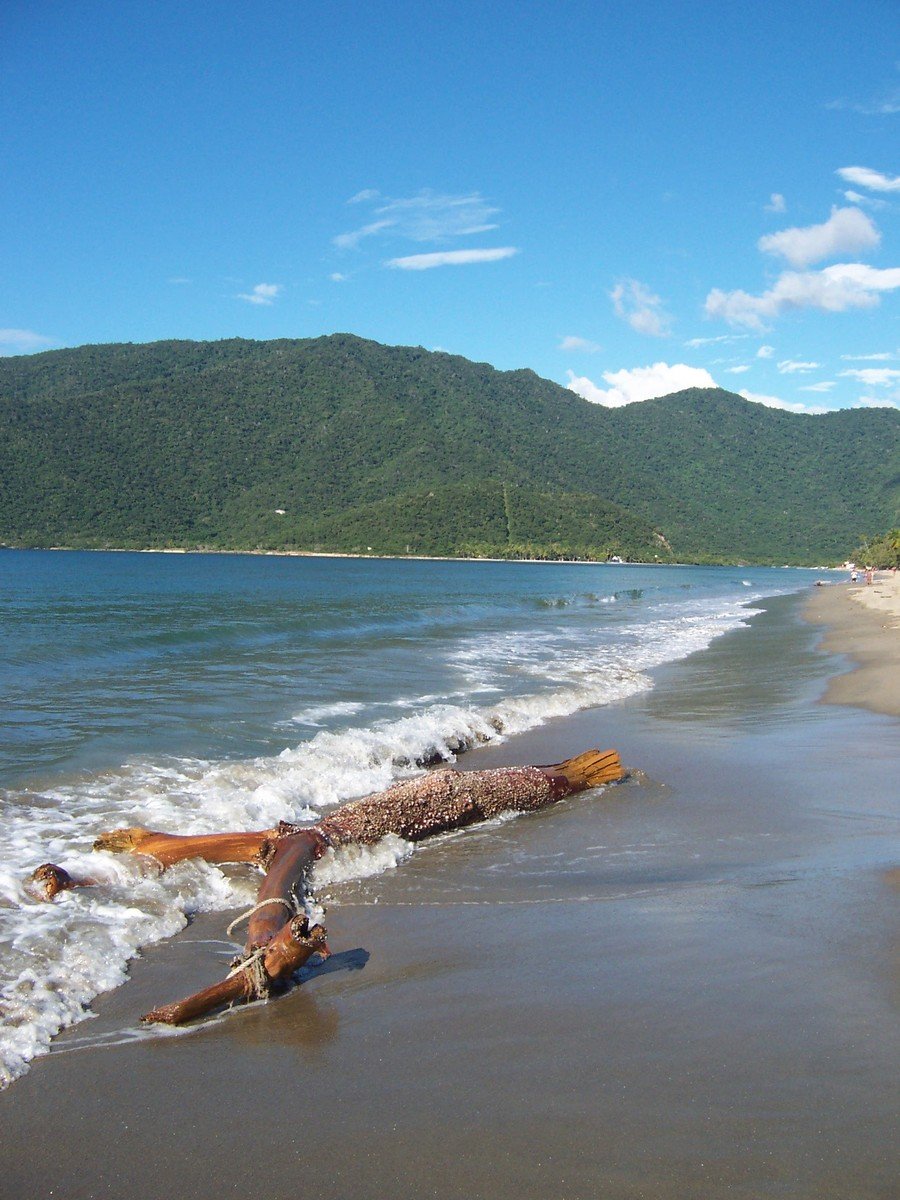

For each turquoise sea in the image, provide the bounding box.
[0,550,821,1085]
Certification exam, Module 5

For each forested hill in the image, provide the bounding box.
[1,335,897,563]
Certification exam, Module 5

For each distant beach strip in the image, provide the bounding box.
[806,572,900,719]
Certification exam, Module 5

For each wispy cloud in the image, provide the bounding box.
[168,276,192,285]
[777,360,820,374]
[828,94,900,116]
[335,189,501,250]
[765,193,786,213]
[566,361,716,407]
[851,396,899,409]
[0,328,55,354]
[333,219,395,250]
[842,189,888,211]
[839,351,895,361]
[725,365,750,374]
[611,279,672,337]
[706,264,900,329]
[839,366,900,387]
[836,166,900,193]
[738,389,829,415]
[799,381,836,393]
[756,345,775,358]
[330,272,349,283]
[684,333,747,348]
[236,283,282,306]
[559,335,601,353]
[385,248,518,271]
[347,188,380,204]
[758,207,879,268]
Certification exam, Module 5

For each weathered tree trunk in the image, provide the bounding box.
[28,749,625,1026]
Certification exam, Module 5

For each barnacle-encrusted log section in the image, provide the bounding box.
[28,749,626,1026]
[317,765,556,845]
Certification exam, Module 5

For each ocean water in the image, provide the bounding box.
[0,549,820,1086]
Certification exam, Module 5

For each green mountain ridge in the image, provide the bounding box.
[1,334,897,563]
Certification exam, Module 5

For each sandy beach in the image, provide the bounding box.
[805,571,900,718]
[1,587,898,1199]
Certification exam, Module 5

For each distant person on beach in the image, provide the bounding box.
[851,570,858,583]
[865,567,874,585]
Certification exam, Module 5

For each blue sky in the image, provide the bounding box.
[2,0,899,412]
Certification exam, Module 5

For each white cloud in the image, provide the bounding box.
[385,247,518,270]
[684,333,747,347]
[840,351,895,361]
[566,361,716,407]
[705,263,900,329]
[725,365,750,374]
[611,279,672,337]
[839,367,900,386]
[765,193,787,213]
[168,276,192,285]
[758,207,879,268]
[236,282,282,306]
[333,219,394,250]
[799,381,836,392]
[777,359,820,373]
[336,189,501,250]
[330,272,348,282]
[842,190,888,211]
[559,335,601,353]
[756,344,775,358]
[348,189,380,204]
[739,389,829,415]
[828,93,900,116]
[0,328,55,354]
[836,166,900,193]
[851,396,900,409]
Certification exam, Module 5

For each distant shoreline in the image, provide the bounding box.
[1,544,839,570]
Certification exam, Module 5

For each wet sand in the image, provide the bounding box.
[1,592,898,1199]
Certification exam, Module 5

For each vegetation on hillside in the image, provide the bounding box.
[1,335,897,563]
[854,529,900,568]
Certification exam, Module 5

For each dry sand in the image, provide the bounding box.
[805,571,900,717]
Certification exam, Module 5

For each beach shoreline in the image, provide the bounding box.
[2,587,897,1199]
[804,571,900,718]
[2,543,842,569]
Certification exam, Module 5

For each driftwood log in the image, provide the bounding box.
[28,749,626,1024]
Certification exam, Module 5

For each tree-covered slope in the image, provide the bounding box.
[1,335,897,562]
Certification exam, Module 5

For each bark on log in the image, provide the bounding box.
[244,829,329,950]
